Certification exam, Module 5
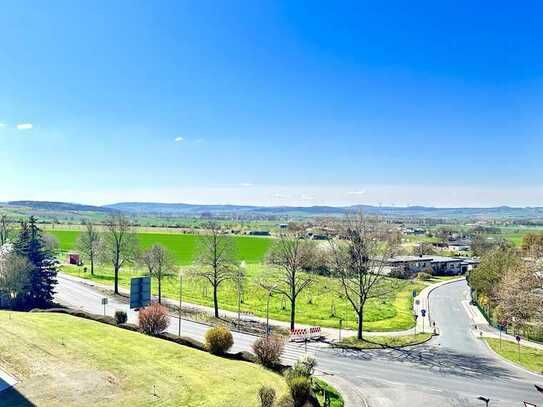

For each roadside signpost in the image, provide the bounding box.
[101,297,108,316]
[421,309,426,333]
[130,276,151,310]
[516,335,522,362]
[412,290,417,298]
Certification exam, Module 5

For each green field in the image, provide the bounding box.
[48,229,273,264]
[0,311,286,407]
[63,262,423,332]
[484,338,543,374]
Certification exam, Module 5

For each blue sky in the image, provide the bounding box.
[0,1,541,207]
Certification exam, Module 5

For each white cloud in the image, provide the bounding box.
[347,190,366,195]
[16,123,32,130]
[175,137,184,143]
[0,123,5,128]
[239,183,253,187]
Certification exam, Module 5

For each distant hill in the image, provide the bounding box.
[104,202,543,219]
[7,201,115,213]
[4,200,543,220]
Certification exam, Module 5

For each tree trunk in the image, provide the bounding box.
[158,275,162,304]
[290,298,296,330]
[213,284,219,318]
[357,310,364,340]
[114,266,119,294]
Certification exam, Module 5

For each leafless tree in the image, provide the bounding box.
[76,221,102,275]
[0,215,11,246]
[0,244,32,308]
[141,244,176,304]
[329,214,396,340]
[495,262,541,328]
[103,213,138,294]
[264,234,315,329]
[192,222,237,318]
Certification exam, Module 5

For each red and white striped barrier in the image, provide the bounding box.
[289,326,322,341]
[309,327,321,337]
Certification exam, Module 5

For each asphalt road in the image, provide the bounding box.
[55,276,543,406]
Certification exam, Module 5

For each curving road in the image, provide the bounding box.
[55,276,542,406]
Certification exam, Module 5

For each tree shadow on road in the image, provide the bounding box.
[328,344,517,381]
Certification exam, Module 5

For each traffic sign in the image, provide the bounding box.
[412,290,417,298]
[523,402,537,407]
[516,335,522,343]
[130,276,151,309]
[421,309,426,317]
[101,298,108,305]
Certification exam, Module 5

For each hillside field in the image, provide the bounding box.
[48,229,273,264]
[0,311,286,407]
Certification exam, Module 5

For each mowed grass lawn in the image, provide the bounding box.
[49,229,272,264]
[484,338,543,374]
[0,311,286,407]
[63,263,424,332]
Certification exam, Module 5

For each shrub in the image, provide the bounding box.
[258,386,276,407]
[288,376,311,407]
[275,394,295,407]
[114,310,128,325]
[417,271,432,281]
[205,326,234,355]
[285,355,317,386]
[252,335,285,368]
[138,303,169,335]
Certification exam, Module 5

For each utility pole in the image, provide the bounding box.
[266,284,277,339]
[182,272,183,336]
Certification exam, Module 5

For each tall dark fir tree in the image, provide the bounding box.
[14,216,59,308]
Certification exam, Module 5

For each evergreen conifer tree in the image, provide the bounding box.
[14,216,58,308]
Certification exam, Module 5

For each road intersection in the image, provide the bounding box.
[55,275,542,406]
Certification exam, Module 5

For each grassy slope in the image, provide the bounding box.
[49,229,272,264]
[484,338,543,374]
[0,311,286,407]
[63,263,423,331]
[335,333,432,349]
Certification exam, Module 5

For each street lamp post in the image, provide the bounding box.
[477,395,490,407]
[178,272,183,336]
[266,285,277,339]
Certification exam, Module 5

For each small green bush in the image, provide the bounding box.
[114,310,128,325]
[288,376,311,407]
[258,386,276,407]
[205,326,234,355]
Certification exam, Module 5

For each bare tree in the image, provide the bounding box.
[0,215,11,246]
[76,221,102,275]
[329,214,396,340]
[0,244,32,308]
[103,214,138,294]
[495,262,541,328]
[141,244,176,304]
[192,222,237,318]
[264,234,315,329]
